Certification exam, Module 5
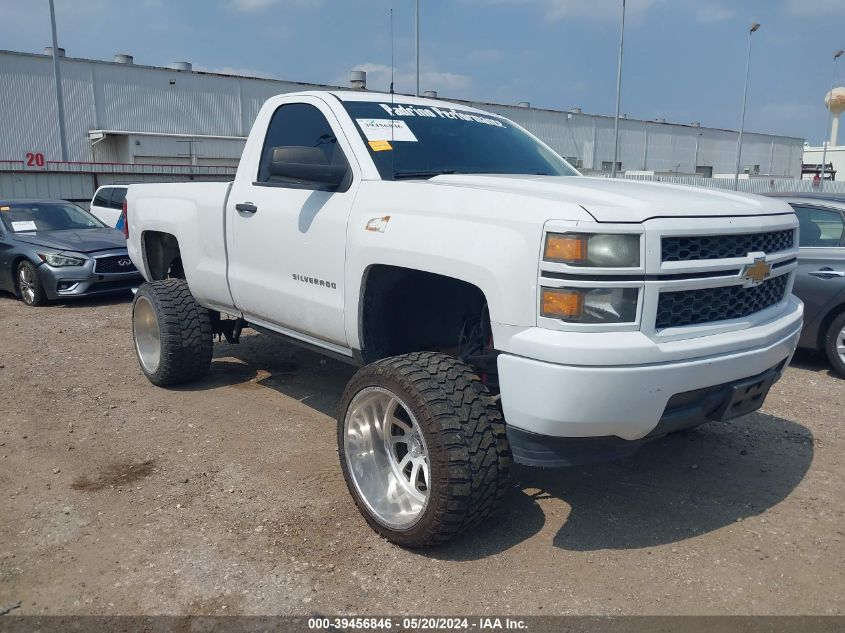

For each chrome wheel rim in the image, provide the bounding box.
[18,265,36,304]
[133,296,161,374]
[838,325,845,365]
[343,387,430,530]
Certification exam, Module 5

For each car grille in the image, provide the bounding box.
[655,274,788,329]
[94,255,137,274]
[662,230,794,262]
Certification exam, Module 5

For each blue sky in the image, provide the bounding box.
[2,0,844,142]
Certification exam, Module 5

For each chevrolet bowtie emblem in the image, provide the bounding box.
[742,257,772,285]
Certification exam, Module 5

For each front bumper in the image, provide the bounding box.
[497,297,803,452]
[36,251,142,300]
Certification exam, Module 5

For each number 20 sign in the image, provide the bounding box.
[24,152,47,170]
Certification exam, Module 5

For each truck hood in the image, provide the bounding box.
[426,174,792,223]
[12,228,128,253]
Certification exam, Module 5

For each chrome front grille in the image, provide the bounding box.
[655,274,788,330]
[661,230,794,262]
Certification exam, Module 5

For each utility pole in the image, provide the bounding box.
[820,50,844,191]
[734,22,761,191]
[611,0,626,178]
[415,0,420,96]
[49,0,68,161]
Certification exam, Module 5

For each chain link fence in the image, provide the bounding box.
[611,173,845,195]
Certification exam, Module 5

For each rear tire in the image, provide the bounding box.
[338,351,511,547]
[16,260,47,306]
[132,279,213,386]
[823,311,845,377]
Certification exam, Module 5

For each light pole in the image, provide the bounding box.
[694,131,703,174]
[733,22,761,190]
[415,0,420,96]
[611,0,626,178]
[48,0,68,162]
[820,49,844,191]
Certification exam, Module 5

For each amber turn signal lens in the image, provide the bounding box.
[544,233,587,263]
[541,288,584,320]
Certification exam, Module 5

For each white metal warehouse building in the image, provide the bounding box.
[0,48,804,200]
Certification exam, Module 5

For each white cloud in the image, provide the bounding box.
[338,63,473,97]
[467,48,507,64]
[784,0,845,15]
[692,3,735,24]
[224,0,323,11]
[193,64,277,79]
[464,0,661,22]
[465,0,733,23]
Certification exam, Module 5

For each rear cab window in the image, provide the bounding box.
[109,187,127,209]
[92,187,111,207]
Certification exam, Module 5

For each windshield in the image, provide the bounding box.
[0,202,105,233]
[342,101,579,180]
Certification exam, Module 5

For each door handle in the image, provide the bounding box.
[235,202,258,215]
[808,268,845,279]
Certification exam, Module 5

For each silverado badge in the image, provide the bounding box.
[741,257,772,286]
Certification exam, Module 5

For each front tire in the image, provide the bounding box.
[132,279,213,386]
[338,352,511,547]
[16,261,47,306]
[823,311,845,376]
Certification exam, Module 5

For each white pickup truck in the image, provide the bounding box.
[125,90,803,547]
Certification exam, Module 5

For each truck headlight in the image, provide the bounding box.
[544,233,640,267]
[541,287,639,323]
[38,252,86,267]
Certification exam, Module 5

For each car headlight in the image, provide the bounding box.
[38,252,86,267]
[544,232,640,267]
[541,286,639,323]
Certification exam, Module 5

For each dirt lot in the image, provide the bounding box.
[0,292,843,617]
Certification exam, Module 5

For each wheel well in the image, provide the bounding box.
[359,265,489,365]
[817,302,845,350]
[142,231,183,280]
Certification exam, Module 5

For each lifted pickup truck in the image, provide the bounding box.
[125,90,803,547]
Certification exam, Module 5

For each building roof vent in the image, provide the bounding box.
[691,121,701,127]
[518,101,531,108]
[114,53,134,65]
[423,90,438,98]
[172,61,193,71]
[567,107,582,114]
[44,46,65,57]
[350,70,367,90]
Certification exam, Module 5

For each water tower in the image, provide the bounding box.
[826,87,845,147]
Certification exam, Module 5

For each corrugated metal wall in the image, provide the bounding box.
[476,103,803,177]
[0,49,803,176]
[0,51,321,163]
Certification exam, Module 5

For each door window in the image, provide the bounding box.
[92,188,111,207]
[256,103,350,190]
[792,205,845,247]
[109,187,127,210]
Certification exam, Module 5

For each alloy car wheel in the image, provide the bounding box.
[133,295,162,375]
[343,386,431,530]
[337,352,512,547]
[824,311,845,377]
[131,280,213,386]
[16,261,47,306]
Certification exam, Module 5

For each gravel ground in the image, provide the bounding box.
[0,292,843,616]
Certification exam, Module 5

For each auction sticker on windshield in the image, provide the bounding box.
[356,119,418,142]
[11,220,37,232]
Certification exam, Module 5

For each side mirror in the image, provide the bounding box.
[269,146,347,189]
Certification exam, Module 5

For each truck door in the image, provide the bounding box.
[226,98,358,349]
